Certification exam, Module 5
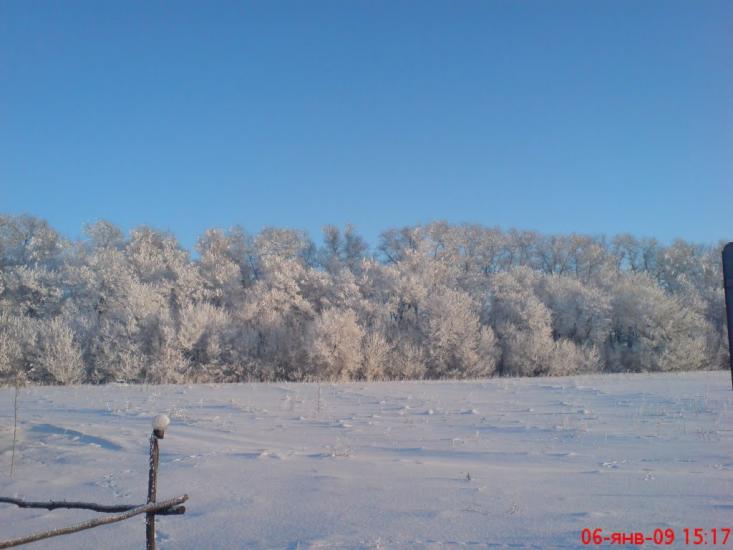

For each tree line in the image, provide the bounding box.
[0,215,727,385]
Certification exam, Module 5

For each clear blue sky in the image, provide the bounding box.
[1,1,731,250]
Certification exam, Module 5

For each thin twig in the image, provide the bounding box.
[10,377,19,478]
[0,494,188,549]
[0,496,185,515]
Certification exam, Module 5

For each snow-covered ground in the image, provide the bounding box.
[1,371,732,549]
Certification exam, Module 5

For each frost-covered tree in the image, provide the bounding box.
[318,225,369,275]
[30,317,84,384]
[386,341,427,380]
[0,215,66,269]
[342,225,369,273]
[360,331,391,380]
[378,226,421,264]
[536,274,611,349]
[253,227,316,272]
[308,308,364,381]
[196,227,252,309]
[177,301,234,381]
[0,311,25,382]
[488,268,557,376]
[424,288,498,379]
[239,257,315,380]
[606,272,709,372]
[83,220,124,250]
[0,215,725,384]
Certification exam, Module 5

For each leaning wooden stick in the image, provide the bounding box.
[0,495,188,549]
[0,496,185,515]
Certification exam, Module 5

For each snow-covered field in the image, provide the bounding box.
[1,371,732,549]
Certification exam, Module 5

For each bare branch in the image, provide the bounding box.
[0,496,184,515]
[0,495,188,549]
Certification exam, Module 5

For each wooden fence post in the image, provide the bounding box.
[146,414,170,550]
[146,434,159,550]
[722,242,733,390]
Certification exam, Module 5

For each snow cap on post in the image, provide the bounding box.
[152,414,170,439]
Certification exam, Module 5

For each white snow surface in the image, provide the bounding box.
[1,371,732,549]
